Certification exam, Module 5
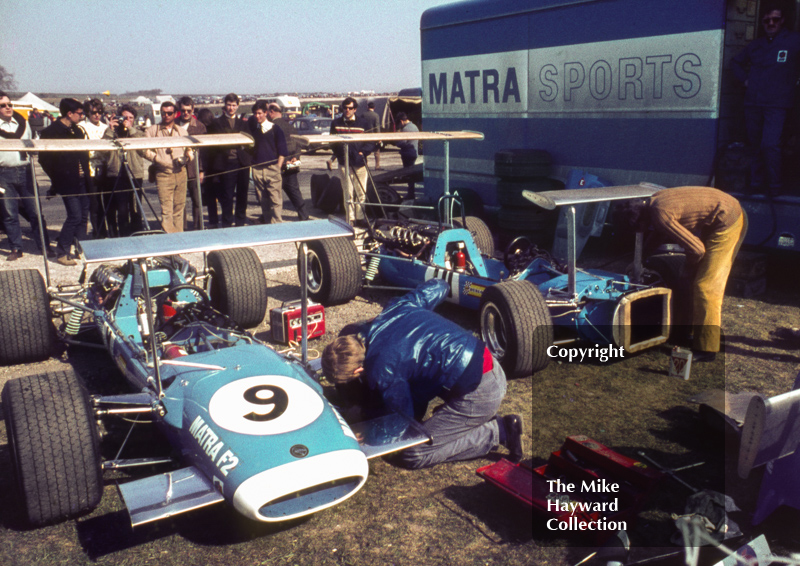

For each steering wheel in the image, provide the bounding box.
[503,236,534,273]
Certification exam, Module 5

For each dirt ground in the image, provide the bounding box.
[2,150,800,565]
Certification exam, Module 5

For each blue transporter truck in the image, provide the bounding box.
[420,0,799,253]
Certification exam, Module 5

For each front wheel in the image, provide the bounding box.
[480,280,552,377]
[298,238,362,305]
[2,370,103,526]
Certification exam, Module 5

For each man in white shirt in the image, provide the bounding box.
[0,91,52,260]
[79,98,109,237]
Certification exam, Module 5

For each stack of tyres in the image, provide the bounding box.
[495,149,562,249]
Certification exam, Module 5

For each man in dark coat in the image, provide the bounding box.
[208,93,251,226]
[39,98,91,266]
[731,3,800,193]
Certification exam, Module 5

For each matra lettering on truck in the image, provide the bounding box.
[423,31,720,115]
[189,415,240,476]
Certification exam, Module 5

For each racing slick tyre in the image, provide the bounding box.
[208,247,268,328]
[480,280,553,377]
[299,238,362,305]
[2,370,102,526]
[454,216,495,258]
[495,149,553,179]
[0,269,53,365]
[365,183,402,220]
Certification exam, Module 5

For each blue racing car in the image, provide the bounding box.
[299,185,673,377]
[0,221,427,528]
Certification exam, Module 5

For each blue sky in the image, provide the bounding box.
[2,0,454,95]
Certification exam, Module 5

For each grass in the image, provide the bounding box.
[2,254,800,565]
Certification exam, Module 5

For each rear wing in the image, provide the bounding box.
[0,132,253,152]
[78,218,353,263]
[294,130,483,146]
[523,182,664,210]
[522,182,666,298]
[0,133,254,287]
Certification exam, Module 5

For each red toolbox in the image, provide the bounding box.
[270,300,325,343]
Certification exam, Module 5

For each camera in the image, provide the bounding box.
[114,118,130,137]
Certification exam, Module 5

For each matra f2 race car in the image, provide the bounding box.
[0,136,426,529]
[298,180,674,378]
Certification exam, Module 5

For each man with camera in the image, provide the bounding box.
[267,103,309,221]
[143,100,193,233]
[102,105,145,236]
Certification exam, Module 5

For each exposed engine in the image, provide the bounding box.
[365,222,440,262]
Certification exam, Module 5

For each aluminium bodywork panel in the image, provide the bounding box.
[0,133,254,153]
[78,218,353,263]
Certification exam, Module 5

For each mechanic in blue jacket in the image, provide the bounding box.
[321,279,524,469]
[730,3,800,194]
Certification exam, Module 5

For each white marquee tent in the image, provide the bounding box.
[12,92,59,114]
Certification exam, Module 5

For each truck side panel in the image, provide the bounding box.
[420,0,727,205]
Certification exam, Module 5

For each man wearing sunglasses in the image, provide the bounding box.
[79,98,109,237]
[731,3,800,194]
[142,100,193,233]
[0,91,52,261]
[39,98,92,266]
[330,97,375,224]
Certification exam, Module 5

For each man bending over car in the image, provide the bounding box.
[322,279,524,469]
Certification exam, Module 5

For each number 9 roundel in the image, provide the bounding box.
[209,375,324,435]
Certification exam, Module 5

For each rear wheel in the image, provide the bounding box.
[0,269,53,365]
[299,239,362,305]
[480,280,552,377]
[2,370,103,526]
[207,248,268,328]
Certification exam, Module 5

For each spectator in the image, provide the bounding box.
[268,104,310,220]
[731,2,800,194]
[322,279,524,469]
[27,108,45,139]
[102,105,145,236]
[248,100,287,224]
[363,101,381,169]
[142,101,193,233]
[196,108,219,227]
[395,112,419,199]
[39,98,91,266]
[0,91,52,260]
[176,96,206,229]
[330,97,374,224]
[208,93,251,227]
[80,98,109,237]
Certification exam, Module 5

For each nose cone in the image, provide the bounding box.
[232,449,369,522]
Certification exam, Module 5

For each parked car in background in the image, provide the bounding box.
[291,117,332,153]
